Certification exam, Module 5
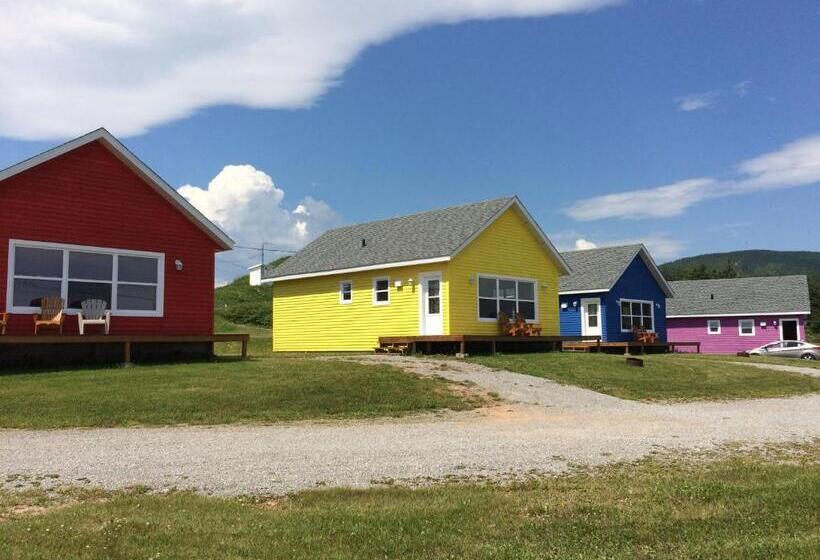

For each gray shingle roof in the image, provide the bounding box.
[666,275,811,316]
[558,244,638,290]
[266,197,520,279]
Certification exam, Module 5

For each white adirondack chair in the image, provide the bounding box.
[78,299,111,335]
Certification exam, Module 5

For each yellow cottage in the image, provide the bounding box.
[265,197,570,351]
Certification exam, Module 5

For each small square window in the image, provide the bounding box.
[739,319,755,336]
[707,320,721,334]
[340,281,352,304]
[373,277,390,305]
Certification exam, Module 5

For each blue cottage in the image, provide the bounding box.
[559,244,674,342]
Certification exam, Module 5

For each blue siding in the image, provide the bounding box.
[559,255,667,342]
[559,293,606,339]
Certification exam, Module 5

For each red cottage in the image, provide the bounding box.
[0,128,234,364]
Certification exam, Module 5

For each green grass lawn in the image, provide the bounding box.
[671,352,820,370]
[469,352,820,401]
[0,321,482,429]
[2,444,818,559]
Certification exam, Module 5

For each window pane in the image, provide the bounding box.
[69,252,113,281]
[119,256,158,283]
[644,316,654,330]
[14,246,63,278]
[519,301,535,321]
[517,281,534,301]
[375,291,389,302]
[642,303,651,316]
[427,279,440,297]
[479,298,497,319]
[621,301,630,315]
[375,279,388,291]
[478,277,497,298]
[621,316,632,331]
[499,280,516,300]
[631,302,642,315]
[117,284,157,311]
[428,297,440,315]
[588,314,598,328]
[499,299,516,317]
[588,303,598,315]
[12,278,62,307]
[67,282,112,310]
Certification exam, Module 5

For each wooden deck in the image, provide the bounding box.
[561,340,701,354]
[378,334,601,355]
[0,333,250,364]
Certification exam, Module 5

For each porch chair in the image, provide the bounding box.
[0,312,7,335]
[515,313,542,336]
[78,299,111,335]
[498,312,523,336]
[34,297,65,335]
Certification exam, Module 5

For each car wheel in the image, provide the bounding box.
[801,353,816,361]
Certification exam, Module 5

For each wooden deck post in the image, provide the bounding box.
[241,338,248,359]
[491,340,496,355]
[123,341,131,365]
[459,340,466,356]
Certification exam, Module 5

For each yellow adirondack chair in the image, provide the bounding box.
[34,297,65,335]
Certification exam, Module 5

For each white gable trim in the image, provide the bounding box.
[449,196,571,275]
[263,256,451,283]
[667,312,809,318]
[558,289,609,295]
[0,128,234,250]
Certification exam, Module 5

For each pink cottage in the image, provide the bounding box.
[666,276,811,354]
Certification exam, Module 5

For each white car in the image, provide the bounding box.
[747,340,819,361]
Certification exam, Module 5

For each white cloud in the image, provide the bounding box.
[0,0,620,141]
[551,232,684,262]
[733,80,751,97]
[179,165,342,283]
[565,133,820,221]
[676,91,721,112]
[574,238,598,250]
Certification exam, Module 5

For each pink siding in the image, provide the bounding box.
[667,315,808,354]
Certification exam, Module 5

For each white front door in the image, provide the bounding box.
[580,298,602,337]
[420,272,443,335]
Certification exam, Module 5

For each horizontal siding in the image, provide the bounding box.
[605,256,667,342]
[449,207,561,336]
[272,263,449,352]
[559,294,608,340]
[667,315,808,354]
[0,141,218,336]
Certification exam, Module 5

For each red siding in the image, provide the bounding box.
[0,141,219,336]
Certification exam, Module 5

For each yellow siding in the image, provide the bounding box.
[272,263,450,352]
[448,206,562,335]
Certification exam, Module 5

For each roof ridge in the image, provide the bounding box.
[318,196,516,235]
[670,274,808,283]
[560,243,643,255]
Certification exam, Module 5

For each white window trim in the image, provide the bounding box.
[476,273,539,323]
[6,239,165,318]
[779,317,799,341]
[619,298,656,333]
[707,319,721,335]
[339,280,353,304]
[738,319,755,337]
[372,276,390,306]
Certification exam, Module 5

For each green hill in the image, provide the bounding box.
[214,257,287,327]
[659,250,819,336]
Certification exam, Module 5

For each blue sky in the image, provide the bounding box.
[2,1,819,282]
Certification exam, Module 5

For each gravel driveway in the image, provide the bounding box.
[2,356,818,496]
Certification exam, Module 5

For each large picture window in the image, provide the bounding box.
[620,299,654,332]
[478,275,536,321]
[7,240,164,317]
